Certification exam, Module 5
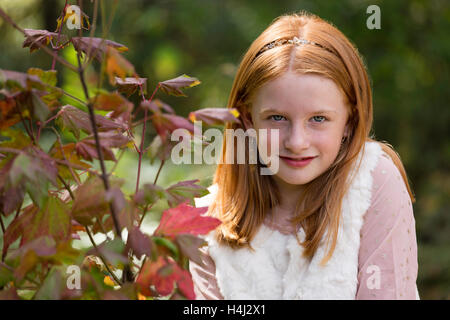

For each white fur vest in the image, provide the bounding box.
[196,141,383,299]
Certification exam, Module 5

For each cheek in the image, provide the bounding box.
[313,131,343,156]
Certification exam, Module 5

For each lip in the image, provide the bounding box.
[279,156,317,168]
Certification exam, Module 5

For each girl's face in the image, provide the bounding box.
[249,72,350,188]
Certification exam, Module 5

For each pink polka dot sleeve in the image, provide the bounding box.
[356,153,419,299]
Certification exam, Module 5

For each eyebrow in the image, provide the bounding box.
[259,107,337,114]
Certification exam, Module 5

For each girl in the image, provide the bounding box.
[190,11,419,300]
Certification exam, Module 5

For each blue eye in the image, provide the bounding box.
[270,115,286,121]
[312,116,326,123]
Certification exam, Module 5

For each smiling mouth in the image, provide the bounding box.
[279,156,317,167]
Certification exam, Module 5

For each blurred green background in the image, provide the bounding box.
[0,0,448,299]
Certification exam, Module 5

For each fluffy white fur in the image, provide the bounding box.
[198,141,383,299]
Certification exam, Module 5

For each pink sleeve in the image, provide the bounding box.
[356,152,419,299]
[189,246,224,300]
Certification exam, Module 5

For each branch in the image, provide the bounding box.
[75,46,122,239]
[0,8,78,73]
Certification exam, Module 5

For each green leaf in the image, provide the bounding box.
[33,267,64,300]
[152,236,179,261]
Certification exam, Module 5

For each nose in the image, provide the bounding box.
[284,122,310,154]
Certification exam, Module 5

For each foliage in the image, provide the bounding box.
[0,1,232,300]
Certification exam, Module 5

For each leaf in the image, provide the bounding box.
[175,234,207,267]
[0,97,20,129]
[145,134,177,165]
[0,156,25,215]
[159,74,201,97]
[151,113,195,141]
[48,141,91,181]
[136,256,194,299]
[22,29,68,53]
[90,91,133,116]
[75,131,130,162]
[0,287,20,300]
[126,226,153,259]
[7,147,58,208]
[105,47,136,85]
[34,267,64,300]
[134,183,166,207]
[71,176,123,226]
[152,236,179,260]
[135,256,166,296]
[27,68,57,87]
[153,202,221,239]
[174,267,195,300]
[0,69,44,91]
[115,77,147,97]
[0,262,14,287]
[140,98,174,114]
[71,37,128,62]
[165,179,210,208]
[2,196,71,260]
[86,237,128,267]
[56,105,124,139]
[189,107,241,126]
[27,68,62,108]
[30,90,50,122]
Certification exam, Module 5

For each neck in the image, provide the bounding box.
[272,176,305,212]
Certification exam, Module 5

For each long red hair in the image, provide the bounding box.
[208,11,415,265]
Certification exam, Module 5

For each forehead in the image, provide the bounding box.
[250,72,348,114]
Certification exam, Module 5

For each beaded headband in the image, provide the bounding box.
[255,36,331,59]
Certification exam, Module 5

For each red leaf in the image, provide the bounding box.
[71,37,128,62]
[136,256,194,298]
[56,105,125,139]
[151,113,195,141]
[75,131,130,162]
[22,29,68,53]
[159,74,201,97]
[126,227,153,259]
[115,77,147,97]
[140,99,174,115]
[175,267,196,300]
[154,202,221,239]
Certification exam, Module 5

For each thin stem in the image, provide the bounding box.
[0,214,5,235]
[85,227,122,286]
[137,158,164,228]
[57,175,75,200]
[51,0,68,70]
[135,84,161,194]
